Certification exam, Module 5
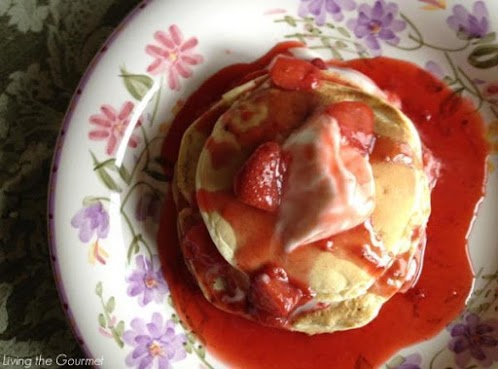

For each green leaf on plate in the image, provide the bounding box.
[475,32,496,45]
[115,320,125,336]
[144,167,169,182]
[337,27,351,38]
[98,313,106,328]
[120,66,154,101]
[106,296,115,314]
[95,281,103,296]
[127,238,140,263]
[385,355,404,369]
[94,158,116,170]
[91,151,122,193]
[335,40,348,49]
[283,15,297,27]
[468,44,498,68]
[83,196,101,206]
[117,163,131,184]
[186,332,197,344]
[196,344,206,358]
[183,341,193,354]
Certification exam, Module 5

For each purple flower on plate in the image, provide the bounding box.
[71,201,110,243]
[448,313,498,368]
[346,0,406,55]
[393,353,422,369]
[123,313,186,369]
[298,0,356,25]
[135,191,161,222]
[425,60,445,80]
[127,255,168,306]
[447,1,489,40]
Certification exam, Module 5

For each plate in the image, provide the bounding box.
[48,0,498,368]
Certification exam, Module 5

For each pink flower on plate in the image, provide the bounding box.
[89,101,141,155]
[146,24,204,91]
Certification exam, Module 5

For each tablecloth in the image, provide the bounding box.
[0,1,141,367]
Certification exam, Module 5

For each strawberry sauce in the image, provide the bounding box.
[158,43,488,369]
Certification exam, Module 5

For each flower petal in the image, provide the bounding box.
[379,28,396,40]
[136,255,147,271]
[151,312,164,332]
[127,135,140,149]
[470,344,486,361]
[384,2,399,16]
[325,0,340,14]
[147,58,165,75]
[128,284,145,297]
[138,355,153,369]
[106,134,118,155]
[135,334,151,346]
[466,313,480,327]
[337,0,356,11]
[476,323,494,335]
[180,53,203,65]
[473,1,488,19]
[89,115,112,127]
[142,288,154,306]
[371,0,384,19]
[119,101,134,120]
[169,24,183,46]
[154,30,175,49]
[390,19,406,32]
[168,68,181,91]
[101,104,117,121]
[308,0,324,16]
[180,37,198,52]
[176,62,192,78]
[450,337,470,353]
[455,351,472,368]
[130,317,147,334]
[480,335,498,347]
[157,356,169,369]
[354,24,370,38]
[89,130,110,140]
[146,45,169,59]
[365,35,380,50]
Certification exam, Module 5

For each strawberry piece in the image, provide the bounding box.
[234,141,284,212]
[325,101,375,154]
[269,56,320,91]
[310,57,328,70]
[249,266,303,318]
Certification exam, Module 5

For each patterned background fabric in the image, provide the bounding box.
[0,1,140,367]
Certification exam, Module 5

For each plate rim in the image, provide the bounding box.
[46,0,151,360]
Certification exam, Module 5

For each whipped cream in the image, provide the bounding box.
[277,110,376,252]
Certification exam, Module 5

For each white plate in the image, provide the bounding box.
[48,0,498,368]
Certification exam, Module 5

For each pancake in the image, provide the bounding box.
[173,54,432,334]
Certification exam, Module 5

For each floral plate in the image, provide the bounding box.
[48,0,498,368]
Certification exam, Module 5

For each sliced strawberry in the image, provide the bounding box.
[325,101,375,154]
[269,56,320,91]
[234,141,284,212]
[249,265,303,318]
[310,57,328,70]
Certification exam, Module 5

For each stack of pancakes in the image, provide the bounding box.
[171,54,432,334]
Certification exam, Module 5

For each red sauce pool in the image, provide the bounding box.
[158,43,488,369]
